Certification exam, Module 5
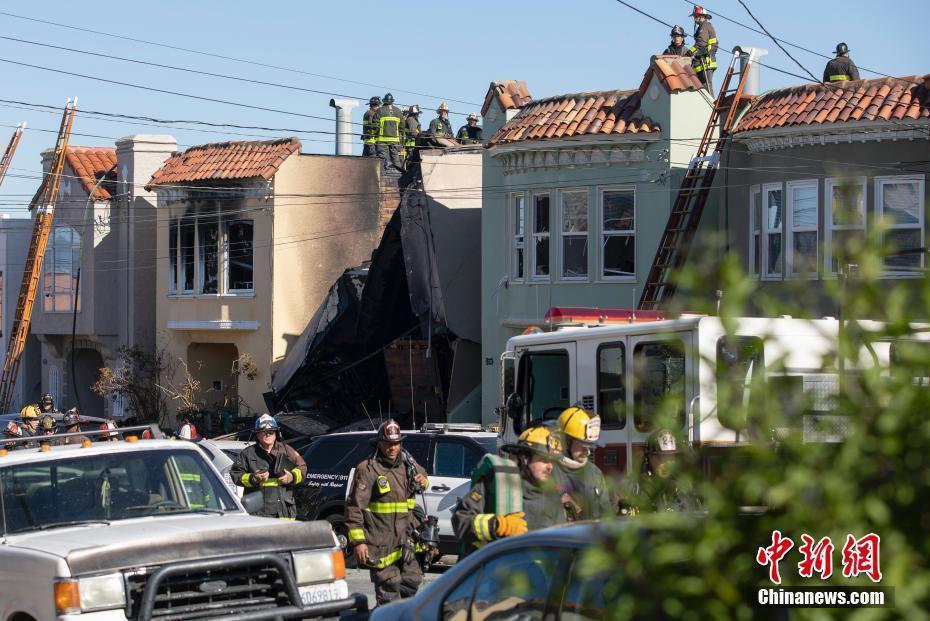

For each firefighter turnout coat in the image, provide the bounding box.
[345,450,427,569]
[823,56,860,83]
[452,476,566,557]
[689,21,718,76]
[554,459,614,520]
[231,441,307,519]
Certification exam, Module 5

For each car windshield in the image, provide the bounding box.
[474,436,499,455]
[0,449,238,534]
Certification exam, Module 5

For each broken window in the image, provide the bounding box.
[532,193,550,278]
[226,219,254,292]
[788,181,818,277]
[764,185,783,278]
[878,176,924,273]
[560,190,588,279]
[825,178,866,275]
[512,193,525,280]
[198,213,219,294]
[600,188,634,278]
[180,216,196,293]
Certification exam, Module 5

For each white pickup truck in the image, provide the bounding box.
[0,427,368,620]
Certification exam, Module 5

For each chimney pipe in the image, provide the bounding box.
[732,46,768,97]
[329,98,359,156]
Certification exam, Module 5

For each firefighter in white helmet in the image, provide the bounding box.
[554,407,614,519]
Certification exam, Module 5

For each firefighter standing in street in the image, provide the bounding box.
[58,411,91,446]
[554,407,614,520]
[689,5,717,94]
[231,414,306,519]
[403,105,421,165]
[19,405,41,439]
[664,25,691,56]
[823,43,860,83]
[631,429,702,513]
[37,415,57,446]
[456,113,483,144]
[345,419,428,606]
[362,96,381,157]
[452,425,567,557]
[38,394,58,415]
[372,93,405,171]
[428,103,453,138]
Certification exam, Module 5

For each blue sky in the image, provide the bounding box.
[0,0,926,215]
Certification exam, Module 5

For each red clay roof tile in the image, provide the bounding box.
[146,138,299,189]
[63,147,117,201]
[639,55,704,98]
[735,74,930,134]
[481,81,533,117]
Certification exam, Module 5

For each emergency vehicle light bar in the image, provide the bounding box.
[543,306,670,326]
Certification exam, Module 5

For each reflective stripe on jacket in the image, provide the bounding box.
[428,117,453,138]
[345,449,426,568]
[823,57,860,83]
[373,105,404,143]
[230,441,307,519]
[689,21,718,72]
[362,109,379,144]
[404,116,420,147]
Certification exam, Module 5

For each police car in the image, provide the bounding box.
[298,423,498,557]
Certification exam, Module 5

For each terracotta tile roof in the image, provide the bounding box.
[489,90,658,145]
[65,147,117,200]
[735,74,930,133]
[146,137,300,189]
[481,80,533,117]
[639,55,704,97]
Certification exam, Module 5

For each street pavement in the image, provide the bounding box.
[345,556,455,606]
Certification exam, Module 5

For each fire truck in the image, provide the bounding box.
[497,307,927,476]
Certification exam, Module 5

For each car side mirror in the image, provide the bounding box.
[241,491,264,515]
[505,392,525,435]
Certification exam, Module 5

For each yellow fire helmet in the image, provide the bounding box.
[20,405,40,420]
[437,102,449,112]
[558,407,601,445]
[502,425,563,461]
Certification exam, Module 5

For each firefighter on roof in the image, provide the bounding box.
[664,25,691,56]
[689,5,718,94]
[362,96,381,157]
[452,425,567,558]
[403,105,421,165]
[345,419,428,606]
[554,407,615,519]
[372,93,405,171]
[456,113,483,144]
[823,42,860,83]
[231,414,307,519]
[428,103,453,138]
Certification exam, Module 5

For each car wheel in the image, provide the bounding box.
[325,513,357,568]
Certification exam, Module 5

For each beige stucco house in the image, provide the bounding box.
[148,138,384,423]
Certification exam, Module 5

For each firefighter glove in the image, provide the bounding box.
[495,512,528,538]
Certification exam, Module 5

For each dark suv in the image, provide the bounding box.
[296,424,498,557]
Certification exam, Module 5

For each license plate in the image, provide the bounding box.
[299,580,349,606]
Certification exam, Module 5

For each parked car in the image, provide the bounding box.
[297,423,498,556]
[369,522,614,621]
[193,437,250,498]
[0,426,367,620]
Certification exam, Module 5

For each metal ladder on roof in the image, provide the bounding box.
[0,100,77,412]
[637,52,754,311]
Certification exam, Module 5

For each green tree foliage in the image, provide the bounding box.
[587,230,930,620]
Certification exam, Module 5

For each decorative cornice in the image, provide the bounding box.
[167,320,260,331]
[735,120,930,153]
[490,143,649,175]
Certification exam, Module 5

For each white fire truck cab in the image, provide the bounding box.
[497,307,925,476]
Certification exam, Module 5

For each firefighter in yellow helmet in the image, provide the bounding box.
[452,425,567,557]
[554,407,614,519]
[19,405,41,441]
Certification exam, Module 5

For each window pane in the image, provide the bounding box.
[603,190,634,231]
[562,237,588,278]
[226,220,254,291]
[180,217,195,292]
[767,233,782,275]
[198,216,219,294]
[561,566,608,621]
[831,184,864,226]
[43,225,80,312]
[434,442,466,478]
[597,344,626,428]
[753,233,760,275]
[752,192,762,232]
[442,568,480,621]
[716,337,764,431]
[792,185,817,228]
[793,231,817,274]
[883,182,919,225]
[830,229,864,273]
[515,244,525,279]
[534,195,549,234]
[527,351,570,423]
[514,195,525,236]
[169,219,178,292]
[603,235,634,277]
[534,237,549,277]
[633,340,685,431]
[471,548,564,621]
[766,190,783,229]
[561,192,587,233]
[884,229,922,269]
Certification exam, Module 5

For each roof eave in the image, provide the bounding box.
[733,118,930,152]
[488,132,662,155]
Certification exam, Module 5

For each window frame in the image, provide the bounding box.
[42,225,82,313]
[510,192,526,282]
[596,341,626,430]
[530,191,551,281]
[876,175,925,278]
[786,179,819,279]
[557,188,589,282]
[224,218,255,294]
[597,185,636,282]
[167,213,255,297]
[824,176,867,277]
[432,437,485,479]
[761,182,784,281]
[749,185,761,278]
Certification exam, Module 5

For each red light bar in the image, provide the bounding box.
[543,307,669,325]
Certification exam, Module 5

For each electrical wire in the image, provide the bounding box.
[735,0,820,83]
[0,10,481,107]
